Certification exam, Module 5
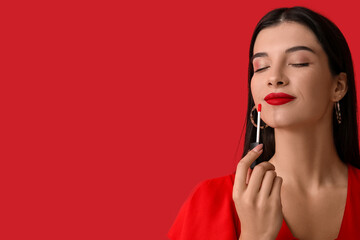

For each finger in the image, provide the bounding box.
[247,161,276,197]
[233,144,263,194]
[270,176,283,201]
[246,168,252,185]
[258,170,277,198]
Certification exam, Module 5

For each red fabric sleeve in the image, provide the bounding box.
[168,175,240,240]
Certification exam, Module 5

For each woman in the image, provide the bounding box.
[168,6,360,240]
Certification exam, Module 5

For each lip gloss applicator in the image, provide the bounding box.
[250,104,262,169]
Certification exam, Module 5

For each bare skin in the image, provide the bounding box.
[234,22,349,240]
[268,127,348,239]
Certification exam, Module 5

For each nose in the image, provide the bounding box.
[268,78,285,87]
[267,66,288,87]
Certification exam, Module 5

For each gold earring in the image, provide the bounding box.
[250,105,268,129]
[335,101,342,124]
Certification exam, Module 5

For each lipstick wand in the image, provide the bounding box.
[250,104,262,169]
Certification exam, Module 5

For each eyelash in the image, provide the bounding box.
[291,63,310,67]
[254,66,269,73]
[254,63,309,73]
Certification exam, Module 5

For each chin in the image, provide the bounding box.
[262,116,298,129]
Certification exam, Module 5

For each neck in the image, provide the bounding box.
[268,120,347,191]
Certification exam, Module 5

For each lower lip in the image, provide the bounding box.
[265,98,295,105]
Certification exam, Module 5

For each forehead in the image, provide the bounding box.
[253,22,322,54]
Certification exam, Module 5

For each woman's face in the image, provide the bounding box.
[251,22,340,128]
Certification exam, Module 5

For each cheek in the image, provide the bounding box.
[250,79,261,102]
[301,73,332,101]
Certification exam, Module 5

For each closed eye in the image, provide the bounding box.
[254,66,270,73]
[291,63,309,67]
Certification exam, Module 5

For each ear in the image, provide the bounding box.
[332,72,348,102]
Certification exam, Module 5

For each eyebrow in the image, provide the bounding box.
[251,46,315,62]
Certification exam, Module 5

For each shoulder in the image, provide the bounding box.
[191,174,235,200]
[179,173,236,217]
[348,164,360,206]
[349,163,360,182]
[168,173,239,240]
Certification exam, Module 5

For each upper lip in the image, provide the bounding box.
[264,92,296,100]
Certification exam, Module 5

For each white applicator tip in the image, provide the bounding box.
[256,104,261,143]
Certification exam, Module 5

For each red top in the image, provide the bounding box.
[168,163,360,240]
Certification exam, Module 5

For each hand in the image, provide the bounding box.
[232,144,283,240]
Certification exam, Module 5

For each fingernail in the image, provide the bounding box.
[253,144,263,152]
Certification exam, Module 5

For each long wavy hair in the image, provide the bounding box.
[239,6,360,168]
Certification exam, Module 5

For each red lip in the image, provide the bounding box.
[264,92,296,105]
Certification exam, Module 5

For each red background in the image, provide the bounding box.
[2,0,360,239]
